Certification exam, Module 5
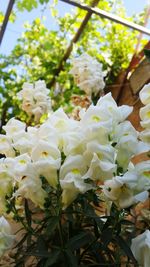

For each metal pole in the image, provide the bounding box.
[60,0,150,36]
[0,0,15,46]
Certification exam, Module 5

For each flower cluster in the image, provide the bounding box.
[139,83,150,143]
[70,53,105,96]
[1,92,149,215]
[17,80,51,122]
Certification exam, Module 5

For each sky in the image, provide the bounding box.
[0,0,149,55]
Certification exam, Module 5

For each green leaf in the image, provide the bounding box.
[44,249,61,267]
[67,232,94,251]
[65,249,78,267]
[24,199,32,228]
[46,216,59,235]
[36,235,47,253]
[101,227,113,247]
[39,0,49,3]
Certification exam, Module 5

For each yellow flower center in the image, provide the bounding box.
[19,159,26,164]
[146,111,150,118]
[72,169,80,175]
[0,138,6,143]
[92,115,101,122]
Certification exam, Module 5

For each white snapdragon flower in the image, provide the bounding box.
[60,155,87,180]
[31,140,61,187]
[0,216,15,257]
[139,83,150,148]
[83,141,117,181]
[131,230,150,267]
[14,164,47,208]
[3,118,26,137]
[119,161,150,195]
[111,121,141,170]
[134,160,150,191]
[140,129,150,143]
[17,80,51,122]
[0,135,15,157]
[97,93,133,124]
[83,153,116,182]
[80,105,111,144]
[60,155,92,208]
[140,103,150,128]
[139,83,150,105]
[13,154,32,181]
[12,131,36,155]
[103,175,148,209]
[80,105,110,125]
[103,177,134,208]
[83,141,116,164]
[0,158,14,212]
[47,108,78,133]
[62,130,85,156]
[70,53,105,96]
[61,175,92,209]
[47,108,79,149]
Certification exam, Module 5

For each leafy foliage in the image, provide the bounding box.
[6,184,138,266]
[0,0,147,125]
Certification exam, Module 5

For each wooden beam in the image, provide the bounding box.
[0,0,15,46]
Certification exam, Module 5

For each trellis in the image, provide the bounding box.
[0,0,150,85]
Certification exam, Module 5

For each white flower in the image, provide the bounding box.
[0,216,15,257]
[31,140,61,187]
[83,141,116,165]
[131,230,150,267]
[112,121,141,170]
[31,140,60,163]
[61,175,92,209]
[70,53,105,96]
[60,155,87,180]
[47,108,78,133]
[140,103,150,128]
[3,118,26,137]
[80,104,110,125]
[62,130,85,156]
[0,135,15,157]
[14,164,47,208]
[134,160,150,191]
[0,158,14,212]
[103,177,134,208]
[60,155,92,208]
[12,131,36,154]
[47,108,79,149]
[140,129,150,143]
[97,93,133,124]
[83,153,116,182]
[37,122,58,144]
[80,105,111,144]
[17,80,51,122]
[13,154,31,181]
[139,83,150,105]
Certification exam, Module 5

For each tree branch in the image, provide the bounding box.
[48,0,100,88]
